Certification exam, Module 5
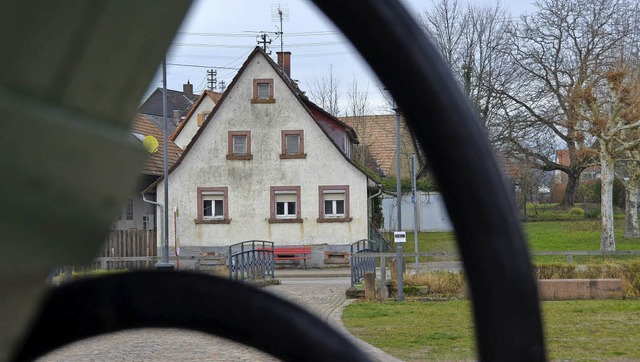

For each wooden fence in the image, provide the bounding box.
[94,230,157,270]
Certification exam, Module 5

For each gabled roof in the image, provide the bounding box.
[340,114,417,176]
[170,89,223,141]
[301,98,358,144]
[145,47,374,192]
[131,114,182,176]
[138,87,199,118]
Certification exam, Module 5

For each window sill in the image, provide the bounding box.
[251,98,276,104]
[195,218,231,224]
[226,154,253,161]
[317,217,352,223]
[280,153,307,159]
[268,218,303,224]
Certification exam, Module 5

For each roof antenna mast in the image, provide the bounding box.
[272,3,289,54]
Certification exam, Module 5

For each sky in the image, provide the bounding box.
[147,0,537,114]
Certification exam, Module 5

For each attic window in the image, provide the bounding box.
[252,79,275,103]
[197,112,210,127]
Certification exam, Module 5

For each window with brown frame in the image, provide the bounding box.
[226,131,252,160]
[269,186,302,223]
[252,79,275,103]
[317,185,352,223]
[280,130,306,159]
[196,187,230,224]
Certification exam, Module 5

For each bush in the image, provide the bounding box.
[399,271,465,297]
[571,207,585,216]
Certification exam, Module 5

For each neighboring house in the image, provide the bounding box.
[139,81,200,134]
[554,149,601,185]
[147,47,378,265]
[171,89,223,149]
[340,114,422,178]
[112,114,182,230]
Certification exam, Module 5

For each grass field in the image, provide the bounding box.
[387,219,640,263]
[343,300,640,361]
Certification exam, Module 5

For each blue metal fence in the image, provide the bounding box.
[228,240,275,282]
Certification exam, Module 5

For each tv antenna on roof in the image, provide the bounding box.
[272,3,289,54]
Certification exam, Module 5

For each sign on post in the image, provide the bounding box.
[394,231,406,243]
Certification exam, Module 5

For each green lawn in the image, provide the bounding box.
[388,219,640,263]
[343,300,640,361]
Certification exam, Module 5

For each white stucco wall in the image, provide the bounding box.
[173,96,216,149]
[157,54,369,248]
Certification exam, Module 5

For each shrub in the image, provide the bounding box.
[570,207,585,216]
[401,271,465,297]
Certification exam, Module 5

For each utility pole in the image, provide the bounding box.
[207,69,217,91]
[219,80,226,93]
[257,33,272,54]
[155,58,173,270]
[411,154,419,272]
[395,102,402,231]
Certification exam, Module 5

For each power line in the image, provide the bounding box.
[174,41,348,48]
[167,63,240,70]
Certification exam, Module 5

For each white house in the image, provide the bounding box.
[147,47,378,266]
[171,89,223,150]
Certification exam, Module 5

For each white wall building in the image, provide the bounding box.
[148,48,376,264]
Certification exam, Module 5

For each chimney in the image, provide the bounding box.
[183,80,193,97]
[277,51,291,78]
[172,110,181,127]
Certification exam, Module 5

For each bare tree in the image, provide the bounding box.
[576,64,640,250]
[307,64,340,116]
[499,0,635,207]
[420,0,514,142]
[345,78,371,165]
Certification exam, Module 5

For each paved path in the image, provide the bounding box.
[36,276,401,362]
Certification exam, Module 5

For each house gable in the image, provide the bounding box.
[152,47,371,246]
[171,90,222,149]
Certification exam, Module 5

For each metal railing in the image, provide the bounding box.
[350,250,640,286]
[350,239,377,286]
[228,240,275,282]
[369,222,393,252]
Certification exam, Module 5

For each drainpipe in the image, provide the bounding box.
[142,192,163,260]
[367,183,383,240]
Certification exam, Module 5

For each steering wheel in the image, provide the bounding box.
[13,0,545,361]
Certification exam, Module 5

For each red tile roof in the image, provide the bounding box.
[340,114,417,176]
[131,114,182,176]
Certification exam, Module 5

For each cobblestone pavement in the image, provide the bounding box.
[36,277,401,362]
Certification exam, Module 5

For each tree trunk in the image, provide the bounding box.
[600,151,616,251]
[625,164,640,239]
[562,172,580,207]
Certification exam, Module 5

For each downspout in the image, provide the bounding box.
[142,192,163,258]
[367,183,382,240]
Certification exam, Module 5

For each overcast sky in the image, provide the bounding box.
[147,0,537,114]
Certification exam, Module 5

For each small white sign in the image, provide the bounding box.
[394,231,406,243]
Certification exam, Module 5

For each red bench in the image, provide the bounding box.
[258,247,312,269]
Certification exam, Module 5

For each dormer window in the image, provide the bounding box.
[252,79,275,103]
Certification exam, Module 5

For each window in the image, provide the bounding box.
[280,130,305,159]
[197,112,210,127]
[270,186,302,223]
[318,186,351,222]
[126,199,134,220]
[227,131,252,160]
[142,215,148,230]
[196,187,230,224]
[252,79,275,103]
